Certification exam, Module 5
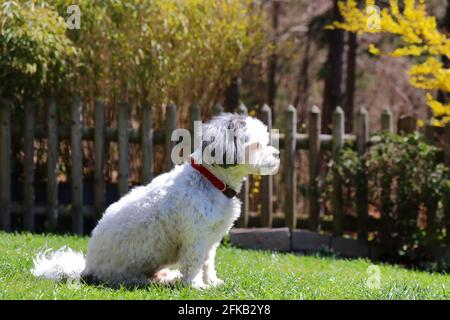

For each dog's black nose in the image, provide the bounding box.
[273,151,280,158]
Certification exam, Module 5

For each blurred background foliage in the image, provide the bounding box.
[1,0,266,123]
[3,0,449,137]
[0,1,77,99]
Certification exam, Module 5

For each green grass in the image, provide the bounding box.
[0,232,449,299]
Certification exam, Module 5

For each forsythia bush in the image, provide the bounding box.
[330,0,450,126]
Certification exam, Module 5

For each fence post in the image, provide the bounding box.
[189,103,201,154]
[213,104,224,116]
[444,122,450,244]
[445,122,450,168]
[380,107,394,244]
[308,105,321,231]
[118,102,130,196]
[94,100,106,218]
[0,99,11,231]
[47,97,59,231]
[236,103,249,228]
[424,121,437,239]
[381,107,393,132]
[285,105,297,230]
[71,97,84,235]
[424,122,435,145]
[397,115,416,134]
[23,100,36,231]
[332,107,344,236]
[260,104,273,227]
[165,103,177,171]
[355,106,369,239]
[141,103,153,184]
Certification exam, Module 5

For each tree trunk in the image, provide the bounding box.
[294,36,311,124]
[224,77,240,112]
[267,0,281,109]
[322,0,344,133]
[437,0,450,104]
[344,32,357,133]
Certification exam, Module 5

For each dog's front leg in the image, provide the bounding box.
[179,242,208,289]
[203,243,223,286]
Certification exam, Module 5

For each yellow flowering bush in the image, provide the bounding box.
[330,0,450,126]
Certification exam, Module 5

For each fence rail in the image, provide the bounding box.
[1,97,450,238]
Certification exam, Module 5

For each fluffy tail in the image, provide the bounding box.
[31,246,85,281]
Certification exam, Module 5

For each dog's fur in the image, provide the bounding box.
[31,113,280,289]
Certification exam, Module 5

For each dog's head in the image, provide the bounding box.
[193,113,280,176]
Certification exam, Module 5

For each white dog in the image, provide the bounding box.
[31,113,280,289]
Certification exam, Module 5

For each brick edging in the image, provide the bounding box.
[229,228,394,259]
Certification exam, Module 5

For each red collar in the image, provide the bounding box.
[190,159,237,198]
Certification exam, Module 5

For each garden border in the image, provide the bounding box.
[229,228,450,260]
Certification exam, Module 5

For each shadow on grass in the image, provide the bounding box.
[79,274,186,291]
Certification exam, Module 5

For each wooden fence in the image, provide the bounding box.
[1,97,450,238]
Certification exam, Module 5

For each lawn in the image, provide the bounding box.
[0,232,449,299]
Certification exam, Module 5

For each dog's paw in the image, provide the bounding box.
[153,268,182,284]
[192,282,210,290]
[206,277,224,287]
[202,270,224,287]
[184,278,209,290]
[209,278,224,287]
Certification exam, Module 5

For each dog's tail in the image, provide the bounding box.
[31,246,85,281]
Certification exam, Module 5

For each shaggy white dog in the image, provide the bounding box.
[31,113,280,289]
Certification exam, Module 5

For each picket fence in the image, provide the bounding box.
[0,98,449,238]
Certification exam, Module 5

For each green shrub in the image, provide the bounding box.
[50,0,265,118]
[321,132,450,254]
[2,0,265,115]
[0,1,77,99]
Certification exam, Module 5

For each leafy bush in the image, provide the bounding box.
[321,132,450,254]
[2,0,265,114]
[0,1,77,98]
